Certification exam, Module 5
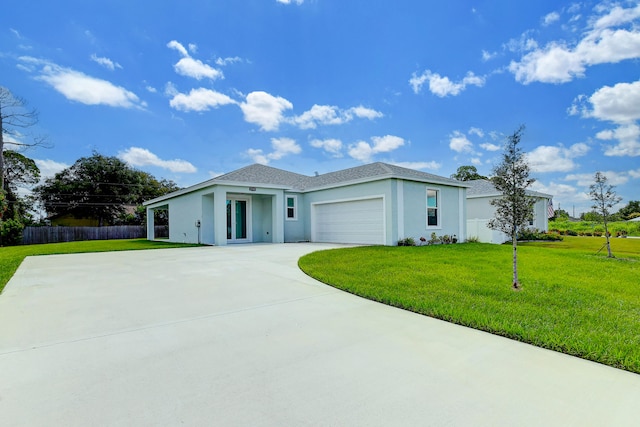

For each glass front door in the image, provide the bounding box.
[226,198,250,242]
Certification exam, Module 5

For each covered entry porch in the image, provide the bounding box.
[146,185,285,246]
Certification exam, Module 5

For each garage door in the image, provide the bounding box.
[312,198,384,245]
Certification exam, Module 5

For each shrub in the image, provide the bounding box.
[466,236,480,243]
[0,218,24,246]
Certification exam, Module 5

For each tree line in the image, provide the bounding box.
[1,86,178,245]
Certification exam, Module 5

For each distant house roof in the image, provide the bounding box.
[466,179,552,199]
[144,162,467,205]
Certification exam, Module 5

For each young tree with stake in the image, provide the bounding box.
[589,172,621,258]
[487,125,535,290]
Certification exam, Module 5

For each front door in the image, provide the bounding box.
[226,197,251,243]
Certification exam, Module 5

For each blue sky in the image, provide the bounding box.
[2,0,639,216]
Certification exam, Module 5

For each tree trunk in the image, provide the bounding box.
[512,232,521,290]
[603,218,614,258]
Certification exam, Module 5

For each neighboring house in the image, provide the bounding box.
[48,205,138,227]
[49,213,101,227]
[466,179,553,244]
[143,162,469,246]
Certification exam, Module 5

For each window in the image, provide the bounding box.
[286,195,297,220]
[427,189,439,227]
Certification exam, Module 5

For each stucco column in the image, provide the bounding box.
[272,191,285,243]
[146,207,155,240]
[213,188,228,246]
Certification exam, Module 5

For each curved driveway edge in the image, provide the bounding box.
[1,243,639,426]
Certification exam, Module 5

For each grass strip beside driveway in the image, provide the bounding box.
[298,238,640,374]
[0,239,200,293]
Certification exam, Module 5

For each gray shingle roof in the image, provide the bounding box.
[214,164,312,188]
[466,179,552,198]
[145,162,467,205]
[215,162,466,191]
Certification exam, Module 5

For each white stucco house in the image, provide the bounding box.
[465,179,553,244]
[143,162,469,246]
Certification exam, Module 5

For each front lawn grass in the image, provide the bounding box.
[299,238,640,373]
[0,239,200,293]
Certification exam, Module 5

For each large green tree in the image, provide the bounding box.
[35,152,144,226]
[35,152,180,226]
[589,172,622,258]
[116,172,179,225]
[3,150,40,220]
[618,200,640,220]
[487,125,535,290]
[450,165,488,181]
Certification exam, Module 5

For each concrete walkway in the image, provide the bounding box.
[1,243,639,426]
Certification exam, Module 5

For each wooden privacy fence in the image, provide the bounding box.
[21,226,169,245]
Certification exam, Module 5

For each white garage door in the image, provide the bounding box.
[312,198,384,245]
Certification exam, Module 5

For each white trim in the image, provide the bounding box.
[285,195,298,221]
[226,196,252,243]
[310,195,386,245]
[458,187,465,240]
[397,180,404,240]
[426,188,441,229]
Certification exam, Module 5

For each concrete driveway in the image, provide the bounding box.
[1,243,639,426]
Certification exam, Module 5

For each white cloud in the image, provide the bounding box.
[90,54,122,70]
[146,86,157,93]
[245,137,301,164]
[509,4,640,84]
[599,124,640,157]
[294,105,345,129]
[269,137,302,159]
[276,0,304,4]
[410,70,485,97]
[292,104,383,129]
[240,91,293,131]
[629,169,640,179]
[348,135,405,162]
[527,142,590,173]
[19,56,144,109]
[169,88,236,112]
[167,40,223,80]
[543,11,560,26]
[449,131,474,153]
[349,105,384,120]
[471,158,482,165]
[174,57,223,80]
[572,80,640,157]
[565,171,629,186]
[481,50,497,61]
[34,159,69,179]
[469,127,484,137]
[118,147,197,173]
[310,138,343,157]
[585,80,640,123]
[215,56,243,66]
[480,142,500,151]
[390,161,441,171]
[167,40,188,57]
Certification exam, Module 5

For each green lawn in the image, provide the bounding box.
[0,239,200,293]
[298,236,640,373]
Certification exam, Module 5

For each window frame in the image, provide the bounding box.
[285,195,298,221]
[426,188,441,229]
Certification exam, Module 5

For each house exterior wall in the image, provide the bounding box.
[301,179,394,244]
[466,195,549,244]
[284,192,306,242]
[399,180,465,242]
[146,185,285,245]
[145,176,467,247]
